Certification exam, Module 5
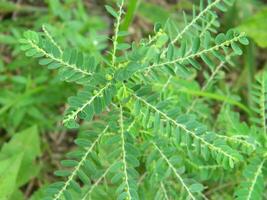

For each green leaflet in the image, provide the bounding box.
[46,125,109,200]
[235,157,266,200]
[105,5,119,18]
[20,30,96,85]
[17,0,266,200]
[251,71,267,137]
[63,83,116,128]
[192,37,200,54]
[133,91,243,169]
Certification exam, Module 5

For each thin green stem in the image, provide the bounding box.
[27,40,91,76]
[112,0,125,67]
[148,33,244,71]
[133,94,238,161]
[216,135,256,150]
[160,182,170,200]
[53,126,109,200]
[119,105,132,200]
[259,74,266,135]
[42,25,63,55]
[81,162,115,200]
[63,83,111,124]
[171,0,222,44]
[153,142,196,200]
[246,159,265,200]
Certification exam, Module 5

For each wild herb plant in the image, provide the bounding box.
[19,0,267,199]
[0,0,107,134]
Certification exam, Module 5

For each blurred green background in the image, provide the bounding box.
[0,0,266,199]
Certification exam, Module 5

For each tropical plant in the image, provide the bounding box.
[0,0,107,134]
[19,0,266,199]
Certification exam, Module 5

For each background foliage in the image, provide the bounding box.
[0,0,267,199]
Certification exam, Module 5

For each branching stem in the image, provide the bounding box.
[119,105,132,200]
[53,125,109,200]
[153,142,196,200]
[133,93,238,161]
[112,0,125,67]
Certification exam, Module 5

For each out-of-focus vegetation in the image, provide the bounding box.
[0,0,266,199]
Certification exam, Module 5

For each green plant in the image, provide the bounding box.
[0,0,108,134]
[0,1,108,198]
[19,0,267,200]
